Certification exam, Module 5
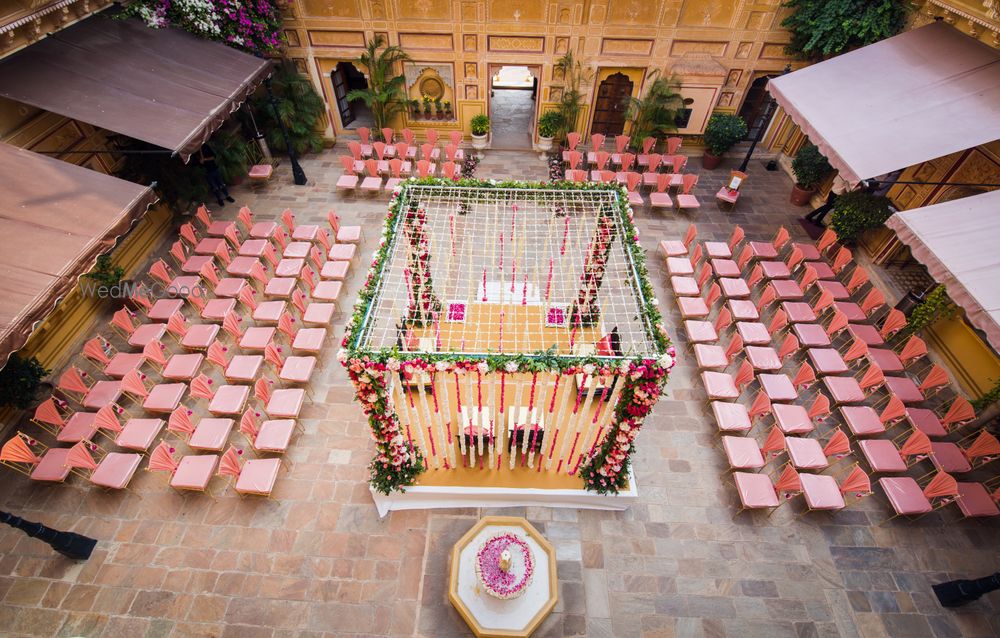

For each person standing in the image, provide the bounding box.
[804,175,848,225]
[199,143,235,207]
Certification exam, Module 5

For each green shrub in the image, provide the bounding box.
[702,113,747,156]
[782,0,908,60]
[791,143,833,190]
[537,111,563,138]
[829,191,894,243]
[83,255,125,289]
[471,114,490,136]
[900,286,957,339]
[250,60,325,156]
[0,355,50,409]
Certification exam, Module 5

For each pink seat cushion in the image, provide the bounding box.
[104,353,145,379]
[746,346,781,371]
[336,226,362,243]
[649,193,672,208]
[712,402,751,433]
[31,448,72,482]
[171,455,219,490]
[782,301,816,323]
[116,418,164,451]
[659,240,687,257]
[147,299,185,322]
[627,192,643,206]
[293,328,327,353]
[727,300,759,321]
[264,277,298,298]
[189,418,235,451]
[773,403,813,434]
[859,439,907,473]
[678,297,709,318]
[248,164,273,179]
[240,327,277,350]
[807,349,848,375]
[213,278,247,298]
[312,281,342,301]
[276,258,305,278]
[143,383,187,413]
[684,320,718,343]
[202,299,237,321]
[182,324,220,349]
[867,348,903,373]
[792,323,831,348]
[879,477,931,515]
[267,388,306,418]
[320,260,349,280]
[840,406,885,436]
[800,473,845,510]
[162,354,205,381]
[670,276,700,296]
[206,220,235,237]
[239,239,269,257]
[823,377,865,404]
[930,442,971,474]
[786,437,828,469]
[760,261,791,280]
[736,322,770,345]
[702,371,739,400]
[817,280,850,300]
[715,188,739,204]
[329,244,357,261]
[734,472,779,508]
[884,376,924,404]
[128,323,167,348]
[809,261,837,280]
[905,408,947,438]
[711,259,740,278]
[182,255,214,274]
[719,278,750,298]
[235,457,281,495]
[759,374,796,401]
[83,381,123,409]
[769,280,803,300]
[280,356,316,383]
[792,243,821,261]
[209,385,250,415]
[303,303,336,325]
[90,453,142,489]
[226,256,259,277]
[666,257,694,276]
[194,238,225,255]
[58,412,98,443]
[694,344,728,369]
[283,242,311,259]
[749,241,777,259]
[847,323,885,346]
[250,221,278,238]
[336,175,359,189]
[255,419,295,452]
[677,194,700,209]
[723,436,764,469]
[253,301,286,323]
[292,225,319,242]
[226,355,263,382]
[361,177,382,191]
[956,482,1000,517]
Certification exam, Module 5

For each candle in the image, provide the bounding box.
[499,232,504,269]
[545,258,553,301]
[561,216,569,255]
[449,213,455,255]
[498,310,504,352]
[511,260,516,293]
[482,267,488,302]
[521,274,528,305]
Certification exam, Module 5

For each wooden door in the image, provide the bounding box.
[331,65,354,128]
[590,72,632,137]
[738,75,776,141]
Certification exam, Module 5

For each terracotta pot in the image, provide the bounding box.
[701,152,722,170]
[790,184,815,206]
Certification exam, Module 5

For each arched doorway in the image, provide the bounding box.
[738,74,778,141]
[590,72,632,137]
[488,65,539,150]
[330,62,373,130]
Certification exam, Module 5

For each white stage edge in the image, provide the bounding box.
[371,469,638,518]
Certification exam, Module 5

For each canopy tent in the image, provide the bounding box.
[885,189,1000,353]
[0,15,271,161]
[0,143,157,363]
[767,22,1000,185]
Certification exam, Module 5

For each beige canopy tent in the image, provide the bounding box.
[767,22,1000,185]
[0,143,158,363]
[0,15,271,161]
[885,189,1000,353]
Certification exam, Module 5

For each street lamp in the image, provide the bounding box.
[0,511,97,560]
[264,76,308,186]
[738,65,792,173]
[933,573,1000,608]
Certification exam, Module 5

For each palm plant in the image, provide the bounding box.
[250,60,325,156]
[553,51,592,143]
[347,36,411,132]
[625,71,683,146]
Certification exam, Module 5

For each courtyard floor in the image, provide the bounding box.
[0,149,997,638]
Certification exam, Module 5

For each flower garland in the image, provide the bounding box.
[340,178,673,494]
[475,533,534,599]
[402,203,442,327]
[570,202,616,328]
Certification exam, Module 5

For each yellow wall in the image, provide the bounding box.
[926,316,1000,398]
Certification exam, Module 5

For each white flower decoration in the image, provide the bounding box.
[504,361,519,373]
[435,361,451,372]
[386,358,400,371]
[658,353,674,369]
[651,297,660,306]
[582,364,596,375]
[477,362,489,374]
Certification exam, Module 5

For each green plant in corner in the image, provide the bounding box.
[249,60,325,156]
[624,70,683,145]
[781,0,909,60]
[347,35,412,131]
[972,378,1000,413]
[828,191,894,244]
[537,110,563,139]
[899,286,957,339]
[84,255,126,290]
[470,114,490,136]
[553,51,593,143]
[0,355,50,409]
[791,143,833,190]
[702,113,747,157]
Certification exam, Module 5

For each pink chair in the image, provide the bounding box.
[240,409,296,454]
[636,137,657,167]
[676,174,700,211]
[659,224,697,258]
[722,434,765,471]
[337,156,359,190]
[442,161,460,180]
[147,441,218,494]
[649,174,673,210]
[381,127,395,148]
[712,401,752,435]
[401,129,418,157]
[416,158,435,178]
[356,127,373,156]
[879,470,959,521]
[641,153,663,187]
[587,133,606,164]
[732,465,801,515]
[1,432,71,482]
[624,172,643,207]
[218,445,281,497]
[111,308,167,349]
[116,417,165,452]
[63,441,142,490]
[715,170,747,209]
[796,464,871,514]
[254,378,305,419]
[291,288,336,327]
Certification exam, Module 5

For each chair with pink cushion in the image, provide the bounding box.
[63,441,142,490]
[676,174,700,212]
[955,482,1000,518]
[1,432,71,483]
[659,224,697,258]
[712,401,752,435]
[110,308,167,349]
[732,465,801,515]
[336,155,360,191]
[116,417,165,452]
[254,378,305,419]
[722,435,766,472]
[120,369,187,414]
[879,470,959,521]
[796,464,872,515]
[218,445,282,497]
[715,170,747,209]
[147,441,219,494]
[188,417,236,452]
[240,409,297,455]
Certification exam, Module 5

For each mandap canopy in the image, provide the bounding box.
[339,179,675,495]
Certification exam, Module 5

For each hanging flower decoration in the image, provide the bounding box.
[475,533,534,599]
[120,0,284,55]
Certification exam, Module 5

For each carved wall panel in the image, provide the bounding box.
[464,63,478,80]
[398,32,455,50]
[300,0,360,18]
[759,43,787,59]
[465,85,478,100]
[600,38,654,56]
[678,0,737,28]
[487,0,545,22]
[606,0,661,25]
[395,0,452,21]
[463,34,477,52]
[555,37,569,55]
[307,30,366,47]
[736,42,753,59]
[284,30,302,47]
[487,35,545,53]
[670,40,728,57]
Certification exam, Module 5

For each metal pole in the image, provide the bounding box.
[738,65,791,173]
[265,76,308,186]
[0,511,97,560]
[933,573,1000,608]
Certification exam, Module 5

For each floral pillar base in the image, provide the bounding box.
[449,516,558,638]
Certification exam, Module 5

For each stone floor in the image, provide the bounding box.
[489,90,536,150]
[0,149,997,638]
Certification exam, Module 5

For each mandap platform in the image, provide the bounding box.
[342,180,673,514]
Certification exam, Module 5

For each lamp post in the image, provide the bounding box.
[264,76,308,186]
[0,511,97,560]
[738,65,791,173]
[933,573,1000,608]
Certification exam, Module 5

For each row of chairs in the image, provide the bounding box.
[562,133,682,169]
[354,126,461,160]
[337,154,465,193]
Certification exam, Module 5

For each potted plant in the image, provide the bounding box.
[423,96,432,118]
[0,354,51,409]
[433,98,443,120]
[471,114,490,151]
[443,101,452,119]
[790,143,833,205]
[829,191,894,244]
[409,99,420,118]
[537,110,562,153]
[701,113,747,169]
[84,254,129,308]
